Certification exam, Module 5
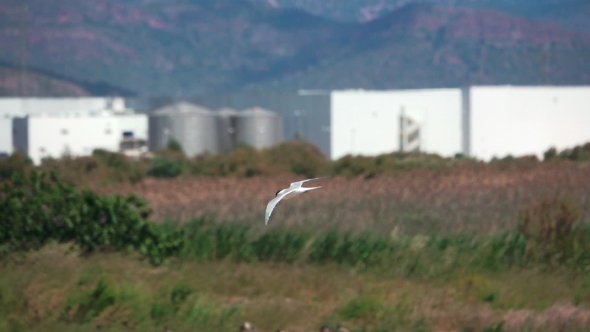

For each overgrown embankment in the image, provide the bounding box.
[1,171,590,331]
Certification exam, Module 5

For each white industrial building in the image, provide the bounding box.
[330,86,590,161]
[2,85,589,164]
[468,86,590,161]
[13,114,122,165]
[4,97,148,165]
[0,97,112,155]
[330,88,463,160]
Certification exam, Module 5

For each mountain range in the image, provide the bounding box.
[0,0,589,96]
[250,0,590,32]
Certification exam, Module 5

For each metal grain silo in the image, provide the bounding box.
[215,107,238,154]
[148,102,219,156]
[234,107,283,150]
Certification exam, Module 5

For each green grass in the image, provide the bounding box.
[0,243,589,332]
[2,167,590,331]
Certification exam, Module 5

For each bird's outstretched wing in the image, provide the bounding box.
[289,176,330,189]
[265,192,289,225]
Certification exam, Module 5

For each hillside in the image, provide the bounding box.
[0,0,349,96]
[0,64,90,96]
[250,0,590,32]
[0,0,589,96]
[0,63,136,96]
[243,4,590,91]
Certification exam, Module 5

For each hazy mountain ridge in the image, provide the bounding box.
[250,0,590,32]
[0,0,589,96]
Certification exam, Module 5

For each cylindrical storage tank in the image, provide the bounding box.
[215,107,238,154]
[148,102,219,156]
[148,114,171,152]
[234,107,283,150]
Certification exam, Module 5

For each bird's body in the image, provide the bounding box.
[265,176,329,225]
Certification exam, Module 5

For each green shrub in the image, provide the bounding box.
[0,170,183,264]
[544,142,590,162]
[191,145,270,177]
[543,147,557,160]
[0,152,31,180]
[39,150,145,186]
[265,141,328,178]
[167,138,184,152]
[147,156,184,178]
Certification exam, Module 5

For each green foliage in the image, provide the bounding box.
[147,156,184,178]
[2,169,590,279]
[65,278,116,323]
[482,322,505,332]
[180,220,252,261]
[252,228,310,263]
[92,149,145,184]
[265,141,329,178]
[0,152,31,180]
[4,141,590,185]
[338,295,381,320]
[175,201,590,274]
[543,147,558,160]
[309,231,392,269]
[170,282,192,307]
[329,152,458,178]
[39,149,146,186]
[0,170,183,264]
[518,194,584,266]
[167,138,184,152]
[410,318,432,332]
[191,144,271,177]
[544,143,590,162]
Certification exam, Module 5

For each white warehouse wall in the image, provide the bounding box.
[118,114,149,140]
[0,115,11,154]
[0,97,109,117]
[14,115,121,165]
[469,86,590,161]
[0,97,110,155]
[330,89,463,160]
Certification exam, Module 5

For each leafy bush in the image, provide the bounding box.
[329,152,458,178]
[39,149,145,186]
[147,156,184,178]
[265,141,329,178]
[191,145,272,177]
[3,169,590,275]
[167,138,184,152]
[0,170,183,264]
[544,142,590,162]
[0,152,31,180]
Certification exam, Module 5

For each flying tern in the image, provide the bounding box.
[265,176,329,225]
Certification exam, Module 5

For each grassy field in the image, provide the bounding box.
[93,162,590,235]
[1,243,590,332]
[2,151,590,331]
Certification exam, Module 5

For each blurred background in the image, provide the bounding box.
[0,1,590,332]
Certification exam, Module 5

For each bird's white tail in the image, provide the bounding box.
[304,186,322,192]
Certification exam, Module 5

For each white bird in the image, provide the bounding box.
[265,176,329,225]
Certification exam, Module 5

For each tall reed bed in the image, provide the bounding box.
[97,161,590,236]
[175,209,590,277]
